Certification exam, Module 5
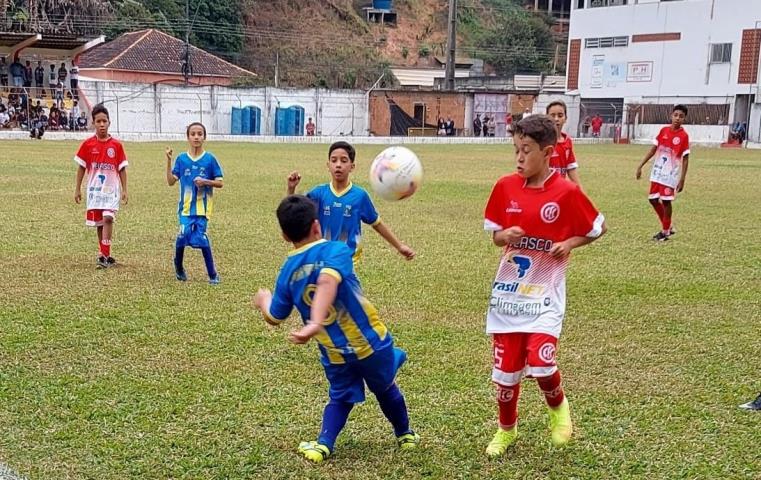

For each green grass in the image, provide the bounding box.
[1,141,760,479]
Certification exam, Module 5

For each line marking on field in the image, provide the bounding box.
[0,189,67,197]
[0,462,27,480]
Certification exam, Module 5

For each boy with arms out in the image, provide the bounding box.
[483,115,606,456]
[286,141,414,261]
[253,195,419,462]
[546,100,582,187]
[165,122,223,284]
[636,104,690,241]
[73,104,128,268]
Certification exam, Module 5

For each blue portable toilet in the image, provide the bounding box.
[241,107,252,135]
[289,105,305,136]
[275,105,306,136]
[231,107,243,135]
[245,106,261,135]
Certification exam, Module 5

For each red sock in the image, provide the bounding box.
[497,383,520,429]
[652,202,665,222]
[536,371,565,408]
[661,214,672,233]
[100,239,111,257]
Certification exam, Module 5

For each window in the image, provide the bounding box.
[589,0,627,7]
[585,36,629,48]
[577,0,585,8]
[710,43,732,63]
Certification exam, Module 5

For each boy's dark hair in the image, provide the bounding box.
[328,141,356,162]
[511,114,557,149]
[91,104,109,121]
[277,195,318,243]
[673,104,688,116]
[546,100,567,115]
[186,121,207,138]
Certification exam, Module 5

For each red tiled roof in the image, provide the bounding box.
[78,29,254,78]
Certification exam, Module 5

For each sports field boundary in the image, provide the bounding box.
[0,130,741,147]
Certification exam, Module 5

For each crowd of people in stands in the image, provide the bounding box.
[0,56,87,137]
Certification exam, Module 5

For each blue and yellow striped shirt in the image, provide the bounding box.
[171,151,223,218]
[266,239,392,365]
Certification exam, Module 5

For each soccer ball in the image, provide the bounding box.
[369,146,423,201]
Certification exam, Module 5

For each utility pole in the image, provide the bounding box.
[183,0,190,86]
[274,51,279,88]
[444,0,457,91]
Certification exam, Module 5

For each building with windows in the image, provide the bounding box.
[565,0,761,143]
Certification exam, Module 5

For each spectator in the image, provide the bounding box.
[582,116,591,137]
[305,116,316,136]
[17,108,28,129]
[486,115,496,137]
[57,62,68,85]
[49,109,59,130]
[591,114,603,137]
[23,60,33,89]
[505,112,513,136]
[76,111,88,130]
[69,64,79,100]
[70,100,80,130]
[30,111,45,139]
[9,58,24,87]
[0,56,8,87]
[33,100,43,117]
[437,117,446,136]
[473,113,482,137]
[48,64,57,94]
[60,109,69,130]
[446,117,455,136]
[34,61,45,97]
[0,105,9,128]
[482,114,489,137]
[54,80,64,108]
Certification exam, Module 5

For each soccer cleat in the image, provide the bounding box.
[106,256,116,267]
[485,426,518,457]
[208,275,221,285]
[739,392,761,411]
[396,431,420,450]
[548,398,573,447]
[668,226,676,236]
[175,270,188,282]
[652,231,669,242]
[96,255,109,269]
[297,441,330,463]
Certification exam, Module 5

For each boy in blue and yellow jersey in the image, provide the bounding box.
[286,141,415,261]
[165,122,223,284]
[253,195,419,463]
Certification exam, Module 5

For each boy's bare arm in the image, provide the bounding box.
[549,222,607,258]
[195,178,223,189]
[493,226,525,247]
[165,147,177,186]
[372,221,415,260]
[636,145,658,179]
[286,171,301,195]
[119,168,128,204]
[74,165,85,203]
[677,154,689,192]
[567,168,582,188]
[290,273,339,344]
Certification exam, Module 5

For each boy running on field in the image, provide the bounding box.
[165,122,223,284]
[286,141,414,262]
[73,104,128,268]
[483,114,606,457]
[546,100,582,187]
[253,195,419,463]
[636,104,690,241]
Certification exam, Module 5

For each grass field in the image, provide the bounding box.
[1,140,760,479]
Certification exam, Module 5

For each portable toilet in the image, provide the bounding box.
[241,107,252,135]
[275,107,288,136]
[289,105,305,136]
[245,106,261,135]
[231,107,243,135]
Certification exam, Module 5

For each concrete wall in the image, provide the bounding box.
[79,81,367,136]
[633,124,730,145]
[368,90,469,136]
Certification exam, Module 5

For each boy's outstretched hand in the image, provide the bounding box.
[635,166,643,180]
[286,171,301,193]
[165,147,173,161]
[397,243,416,260]
[253,288,272,312]
[74,191,81,204]
[495,226,525,246]
[289,322,322,344]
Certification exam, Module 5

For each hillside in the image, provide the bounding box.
[239,0,557,88]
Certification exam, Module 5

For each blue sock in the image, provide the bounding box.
[174,245,185,273]
[200,246,217,278]
[375,383,410,437]
[317,400,353,451]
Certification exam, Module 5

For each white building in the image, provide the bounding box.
[566,0,761,143]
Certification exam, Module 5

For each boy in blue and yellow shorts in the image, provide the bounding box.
[164,122,223,284]
[253,195,419,462]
